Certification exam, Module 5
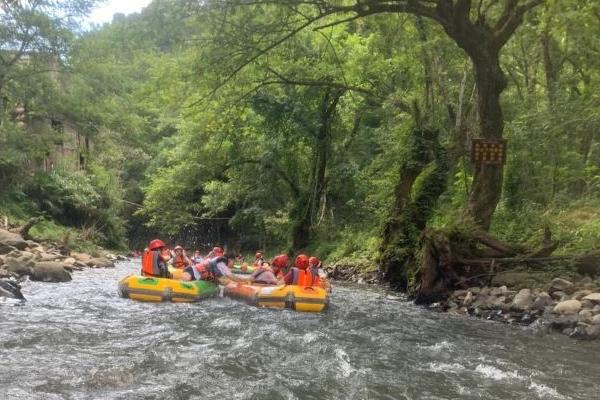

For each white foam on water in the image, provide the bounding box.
[302,332,319,343]
[335,348,357,377]
[210,317,241,329]
[528,382,566,400]
[475,364,521,381]
[427,362,466,374]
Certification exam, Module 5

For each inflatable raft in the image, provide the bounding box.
[222,283,329,312]
[118,275,218,302]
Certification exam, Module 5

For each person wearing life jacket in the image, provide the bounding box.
[181,254,249,284]
[206,246,224,260]
[309,256,325,286]
[170,245,192,269]
[249,262,280,285]
[271,254,289,279]
[283,254,313,286]
[253,251,264,267]
[141,239,171,278]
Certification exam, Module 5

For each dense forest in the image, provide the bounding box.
[1,0,599,296]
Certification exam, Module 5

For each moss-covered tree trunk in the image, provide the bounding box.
[379,128,448,289]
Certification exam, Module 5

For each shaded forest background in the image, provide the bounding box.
[1,0,599,289]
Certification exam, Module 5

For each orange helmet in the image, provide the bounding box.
[212,246,224,256]
[272,254,289,269]
[295,254,309,270]
[149,239,166,250]
[309,256,320,266]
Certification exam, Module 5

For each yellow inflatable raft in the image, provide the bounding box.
[118,275,219,303]
[223,283,328,312]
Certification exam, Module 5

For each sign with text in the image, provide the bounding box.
[471,139,506,165]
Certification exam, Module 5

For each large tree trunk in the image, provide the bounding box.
[465,50,507,230]
[379,128,448,289]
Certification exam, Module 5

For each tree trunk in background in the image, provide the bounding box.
[290,88,343,252]
[379,128,448,289]
[466,53,507,230]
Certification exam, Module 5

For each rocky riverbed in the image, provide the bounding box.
[0,228,123,300]
[431,276,600,340]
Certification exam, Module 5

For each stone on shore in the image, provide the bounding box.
[0,229,28,250]
[0,243,16,255]
[3,257,32,277]
[30,262,72,282]
[592,315,600,325]
[511,289,533,311]
[71,251,92,263]
[531,292,553,311]
[553,300,582,315]
[550,278,574,294]
[86,257,115,269]
[582,293,600,303]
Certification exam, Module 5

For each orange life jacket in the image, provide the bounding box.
[142,250,165,277]
[291,267,313,286]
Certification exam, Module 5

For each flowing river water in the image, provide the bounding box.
[1,259,599,400]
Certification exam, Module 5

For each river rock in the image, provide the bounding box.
[71,251,92,263]
[0,279,25,300]
[550,278,574,294]
[3,257,32,277]
[572,290,593,300]
[579,309,594,323]
[591,315,600,325]
[463,291,474,306]
[553,300,582,315]
[531,292,553,311]
[582,293,600,303]
[581,299,594,309]
[0,242,16,255]
[0,229,28,250]
[467,287,481,294]
[511,289,533,311]
[551,290,568,301]
[86,257,115,269]
[547,314,578,330]
[30,262,72,282]
[592,305,600,315]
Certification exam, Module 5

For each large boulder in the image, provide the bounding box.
[0,279,25,300]
[86,257,115,269]
[549,278,575,294]
[582,293,600,303]
[511,289,533,311]
[3,257,32,277]
[553,299,582,315]
[0,229,28,250]
[531,292,554,311]
[30,262,72,282]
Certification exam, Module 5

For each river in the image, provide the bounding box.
[1,259,599,400]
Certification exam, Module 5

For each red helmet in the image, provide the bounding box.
[309,256,320,266]
[295,254,309,270]
[272,254,289,269]
[149,239,166,250]
[212,246,224,256]
[255,252,263,259]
